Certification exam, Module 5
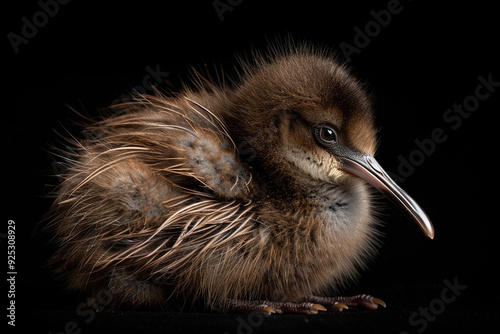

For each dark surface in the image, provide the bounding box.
[24,283,499,333]
[5,0,499,333]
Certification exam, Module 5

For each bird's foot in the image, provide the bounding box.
[216,299,327,315]
[308,294,386,312]
[217,294,385,315]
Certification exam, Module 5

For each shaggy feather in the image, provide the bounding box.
[45,42,382,311]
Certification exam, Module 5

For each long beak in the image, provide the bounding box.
[340,153,435,239]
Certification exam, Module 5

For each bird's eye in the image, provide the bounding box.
[317,126,337,144]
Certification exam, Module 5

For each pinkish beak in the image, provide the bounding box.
[341,153,435,239]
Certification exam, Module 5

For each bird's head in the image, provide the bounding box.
[222,46,434,239]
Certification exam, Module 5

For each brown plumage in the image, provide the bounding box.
[45,42,433,314]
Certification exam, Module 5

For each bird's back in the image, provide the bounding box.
[46,91,261,308]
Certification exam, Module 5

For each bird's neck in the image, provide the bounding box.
[251,169,372,232]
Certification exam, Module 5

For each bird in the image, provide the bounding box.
[45,42,434,315]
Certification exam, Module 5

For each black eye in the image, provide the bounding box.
[318,126,337,144]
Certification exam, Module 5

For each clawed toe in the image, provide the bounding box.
[346,294,386,310]
[217,300,328,315]
[308,294,386,312]
[265,301,327,315]
[218,294,385,315]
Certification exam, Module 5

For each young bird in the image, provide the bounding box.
[46,43,434,314]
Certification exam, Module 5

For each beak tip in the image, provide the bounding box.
[418,214,435,240]
[427,228,435,240]
[421,218,435,240]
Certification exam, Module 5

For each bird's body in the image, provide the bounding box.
[46,44,433,313]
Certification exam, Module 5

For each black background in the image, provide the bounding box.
[4,0,499,333]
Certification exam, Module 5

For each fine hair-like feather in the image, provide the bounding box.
[45,42,381,311]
